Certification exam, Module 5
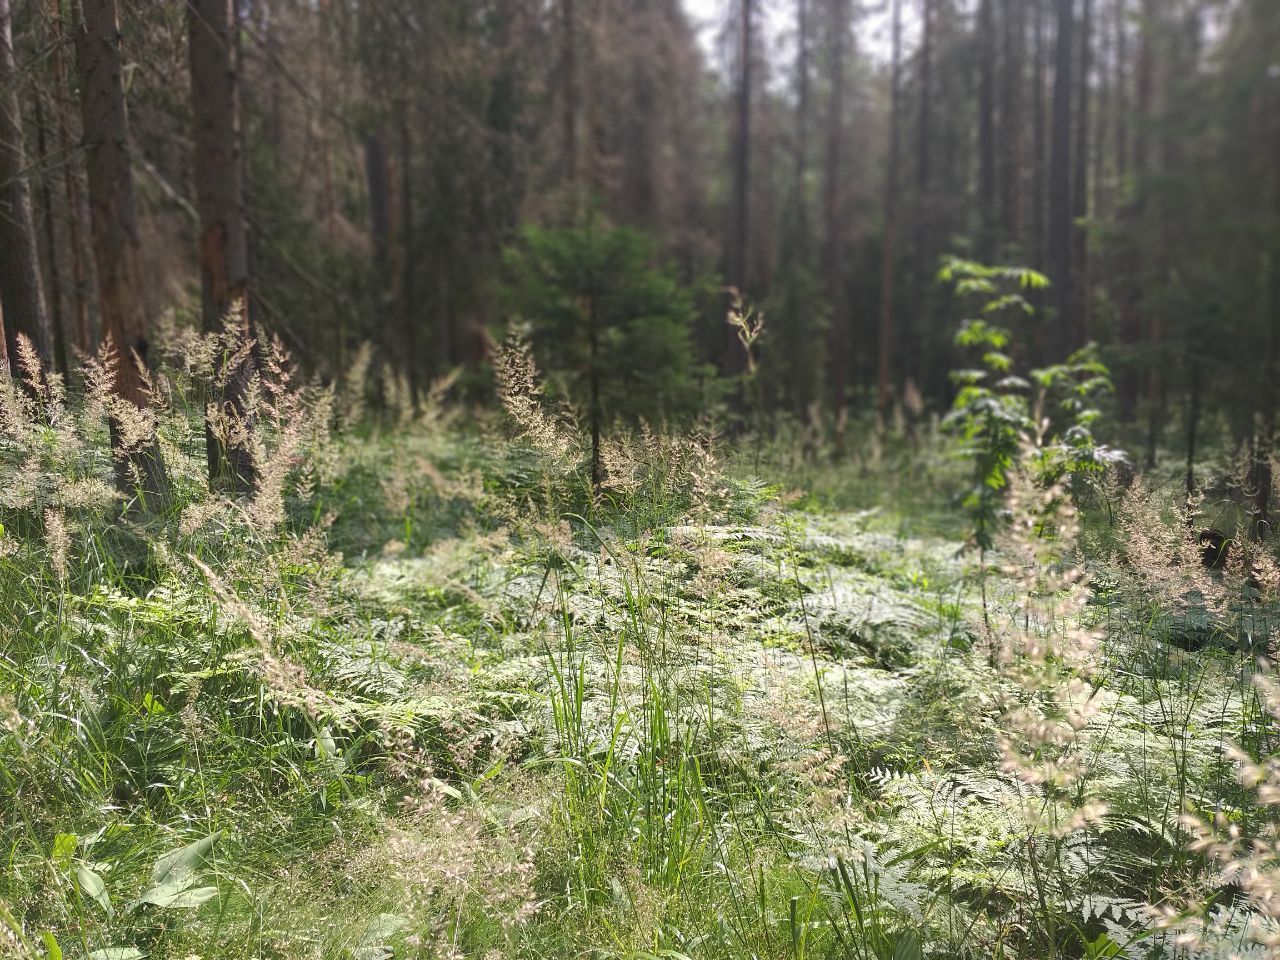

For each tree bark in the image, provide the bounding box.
[999,0,1025,248]
[729,0,753,298]
[724,0,754,381]
[1073,0,1092,341]
[189,0,257,493]
[877,0,901,416]
[0,0,54,375]
[396,109,416,396]
[824,0,848,424]
[1048,0,1075,354]
[74,0,168,503]
[560,0,579,201]
[918,0,932,201]
[49,0,91,355]
[788,0,812,263]
[977,0,996,256]
[33,92,71,377]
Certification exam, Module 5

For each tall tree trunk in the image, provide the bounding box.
[918,0,932,202]
[1028,0,1049,361]
[74,0,168,503]
[1114,0,1144,423]
[560,0,579,202]
[1114,0,1128,185]
[1032,0,1047,270]
[908,0,932,388]
[999,0,1025,248]
[1073,0,1092,341]
[725,0,753,379]
[623,0,657,229]
[824,0,848,426]
[33,93,71,377]
[877,0,901,416]
[0,0,54,375]
[977,0,996,256]
[1261,53,1280,539]
[788,0,811,263]
[1184,355,1200,501]
[729,0,752,297]
[396,109,416,396]
[1047,0,1075,354]
[49,0,91,355]
[1092,0,1110,217]
[189,0,256,493]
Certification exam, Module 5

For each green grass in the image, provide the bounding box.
[3,371,1280,959]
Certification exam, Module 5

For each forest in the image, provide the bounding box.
[2,0,1280,957]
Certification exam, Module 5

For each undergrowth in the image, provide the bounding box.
[3,330,1280,959]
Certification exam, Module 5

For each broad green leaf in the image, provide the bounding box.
[40,931,62,960]
[86,950,144,960]
[75,866,113,918]
[51,833,77,866]
[157,886,218,909]
[129,831,222,911]
[351,913,407,960]
[150,831,221,887]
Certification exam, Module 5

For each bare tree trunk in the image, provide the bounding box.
[0,0,54,374]
[918,0,932,202]
[1184,355,1200,501]
[1114,0,1128,184]
[1137,0,1159,466]
[908,0,932,391]
[49,0,91,355]
[74,0,169,503]
[1114,0,1145,424]
[189,0,257,494]
[877,0,901,416]
[1000,0,1025,248]
[1093,0,1110,217]
[396,109,416,396]
[1030,0,1049,361]
[789,0,812,262]
[560,0,579,201]
[977,0,996,256]
[729,0,753,298]
[724,0,753,384]
[824,0,848,426]
[1073,0,1092,341]
[1047,0,1075,355]
[33,92,71,377]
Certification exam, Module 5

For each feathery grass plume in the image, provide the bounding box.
[15,334,48,406]
[338,341,374,430]
[42,509,70,585]
[97,338,163,458]
[990,461,1110,956]
[243,334,323,531]
[0,365,35,441]
[1167,665,1280,955]
[415,367,461,434]
[599,433,643,496]
[685,423,723,521]
[493,329,576,461]
[381,364,416,426]
[187,553,337,723]
[1117,478,1234,617]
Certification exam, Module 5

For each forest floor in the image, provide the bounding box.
[3,415,1276,959]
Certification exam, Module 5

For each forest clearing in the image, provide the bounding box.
[2,0,1280,957]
